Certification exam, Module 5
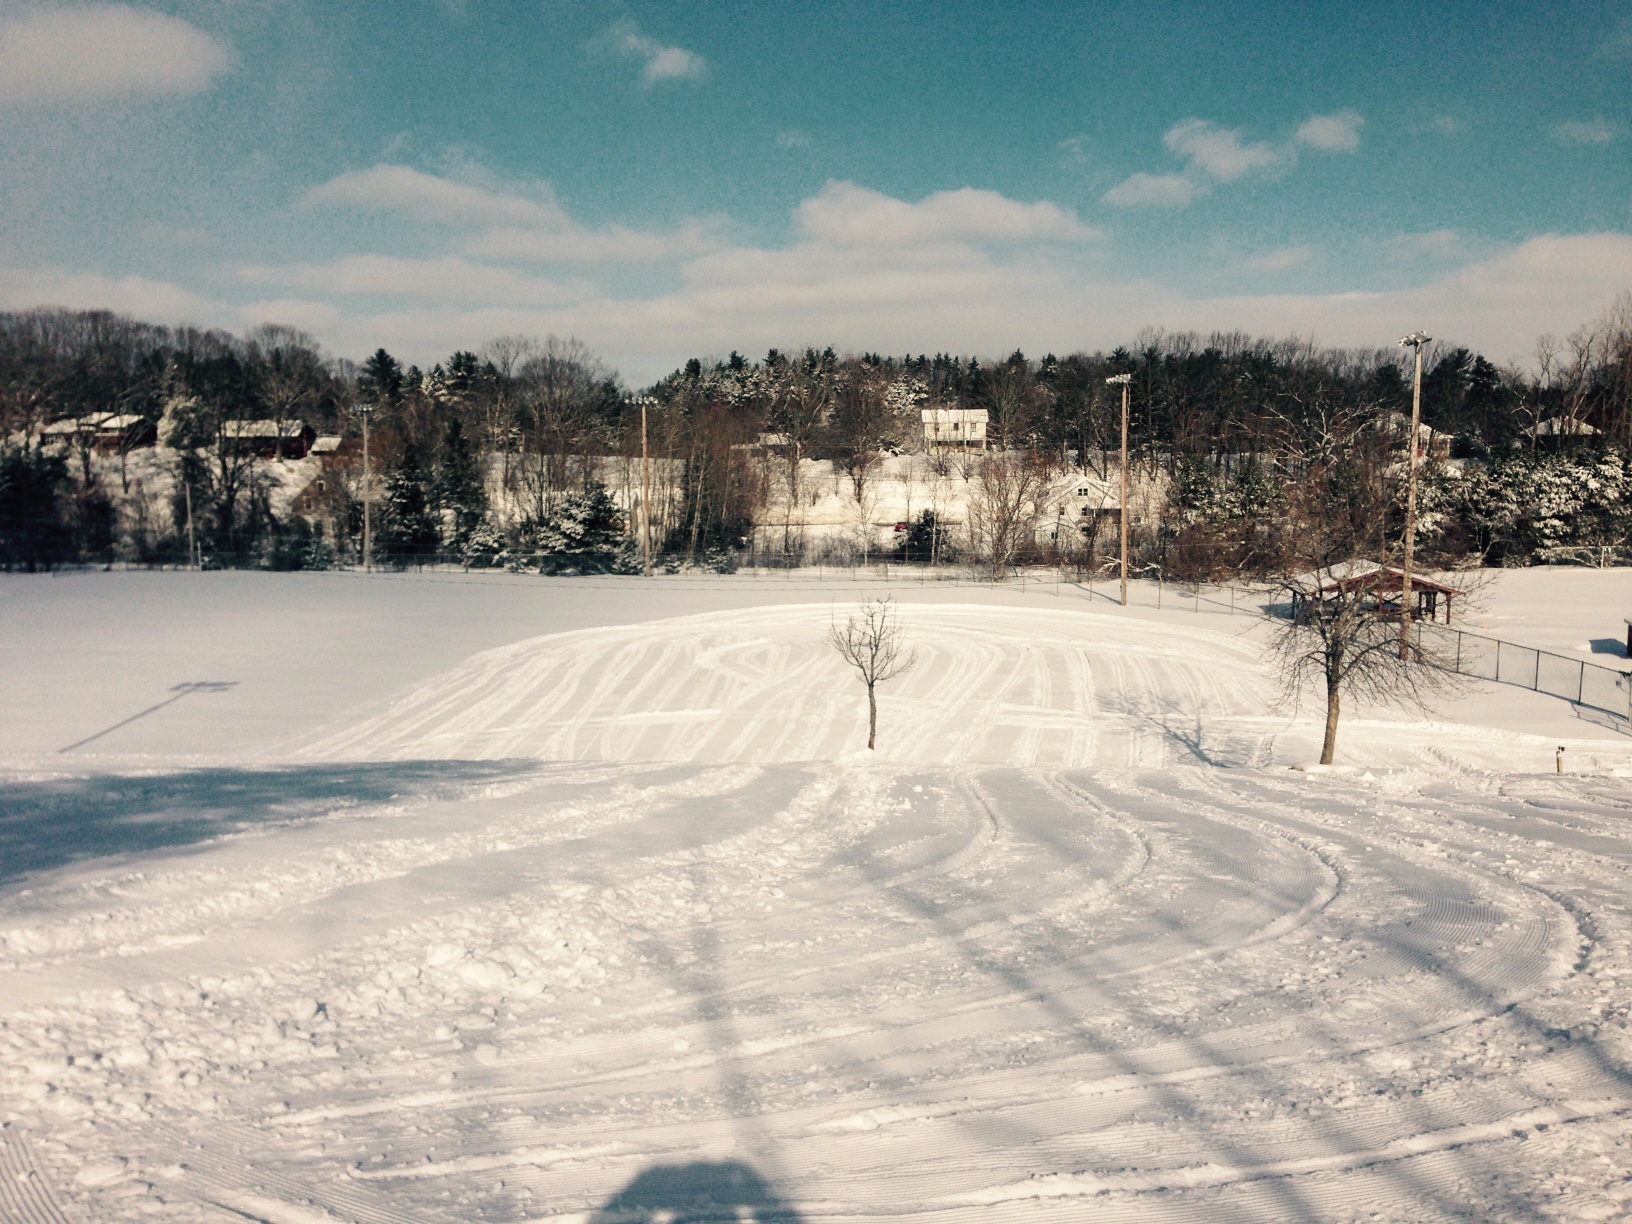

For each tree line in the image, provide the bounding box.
[1,296,1629,576]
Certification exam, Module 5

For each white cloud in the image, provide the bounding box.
[1385,229,1466,259]
[465,222,723,264]
[1552,118,1621,146]
[606,20,706,85]
[1242,245,1316,272]
[303,163,727,264]
[1102,172,1201,209]
[239,256,582,306]
[0,5,232,107]
[1599,16,1632,61]
[10,185,1630,390]
[796,182,1103,246]
[0,264,217,320]
[1164,119,1281,181]
[290,231,1632,386]
[1295,110,1364,152]
[776,130,811,150]
[301,165,570,228]
[1108,111,1362,210]
[1432,115,1464,136]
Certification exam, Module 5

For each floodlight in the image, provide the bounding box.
[1105,373,1132,385]
[1397,332,1431,348]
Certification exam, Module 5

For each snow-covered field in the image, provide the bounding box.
[4,570,1632,1222]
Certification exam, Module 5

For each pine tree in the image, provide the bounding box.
[0,448,74,571]
[379,448,440,561]
[433,418,487,550]
[360,348,403,406]
[523,481,629,573]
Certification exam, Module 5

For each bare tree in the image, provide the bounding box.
[767,348,836,556]
[1267,561,1473,764]
[966,450,1055,579]
[830,597,917,750]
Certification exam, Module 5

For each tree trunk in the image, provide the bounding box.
[867,684,877,750]
[1320,681,1340,765]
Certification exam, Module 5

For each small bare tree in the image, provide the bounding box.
[967,450,1055,579]
[1264,446,1471,765]
[830,597,917,750]
[1266,569,1455,764]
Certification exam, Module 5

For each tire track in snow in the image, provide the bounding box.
[0,1124,77,1224]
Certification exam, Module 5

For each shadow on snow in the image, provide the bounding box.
[588,1160,803,1223]
[0,761,537,887]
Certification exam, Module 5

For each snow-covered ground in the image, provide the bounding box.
[4,570,1632,1222]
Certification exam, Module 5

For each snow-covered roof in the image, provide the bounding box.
[309,435,344,454]
[41,413,111,436]
[921,408,988,423]
[1529,416,1598,437]
[1287,560,1461,597]
[221,419,311,439]
[95,414,147,431]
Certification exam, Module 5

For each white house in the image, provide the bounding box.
[921,407,988,449]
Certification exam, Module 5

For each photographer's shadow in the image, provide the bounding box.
[589,1160,803,1223]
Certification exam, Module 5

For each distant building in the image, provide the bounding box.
[40,414,110,449]
[1376,411,1452,461]
[922,408,988,449]
[220,419,316,459]
[1527,417,1599,442]
[91,414,156,454]
[1042,473,1121,546]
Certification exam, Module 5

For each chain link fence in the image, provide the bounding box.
[1425,627,1632,723]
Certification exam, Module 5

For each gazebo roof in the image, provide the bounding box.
[1292,561,1461,598]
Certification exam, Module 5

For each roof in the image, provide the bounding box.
[1529,416,1599,437]
[221,419,311,439]
[921,408,989,423]
[94,414,147,431]
[41,413,112,435]
[309,435,344,454]
[1291,561,1461,598]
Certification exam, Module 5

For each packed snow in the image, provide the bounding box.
[4,569,1632,1222]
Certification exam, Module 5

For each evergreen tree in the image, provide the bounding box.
[897,510,949,563]
[0,448,74,571]
[379,448,440,561]
[433,418,487,549]
[360,348,404,405]
[522,481,629,573]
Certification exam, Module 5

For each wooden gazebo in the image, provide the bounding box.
[1289,563,1460,625]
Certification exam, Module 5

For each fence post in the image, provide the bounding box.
[1535,650,1541,691]
[1496,640,1503,683]
[1579,660,1585,704]
[1455,631,1462,675]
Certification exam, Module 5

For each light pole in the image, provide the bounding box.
[356,402,376,572]
[1397,331,1431,657]
[628,396,657,577]
[1106,373,1133,607]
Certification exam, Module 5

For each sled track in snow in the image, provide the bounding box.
[9,605,1632,1221]
[35,761,1617,1222]
[0,1125,76,1224]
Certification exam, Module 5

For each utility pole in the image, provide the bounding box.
[182,483,195,574]
[640,397,654,576]
[357,402,376,572]
[1397,332,1431,658]
[1107,373,1133,606]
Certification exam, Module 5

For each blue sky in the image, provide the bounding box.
[1,0,1629,382]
